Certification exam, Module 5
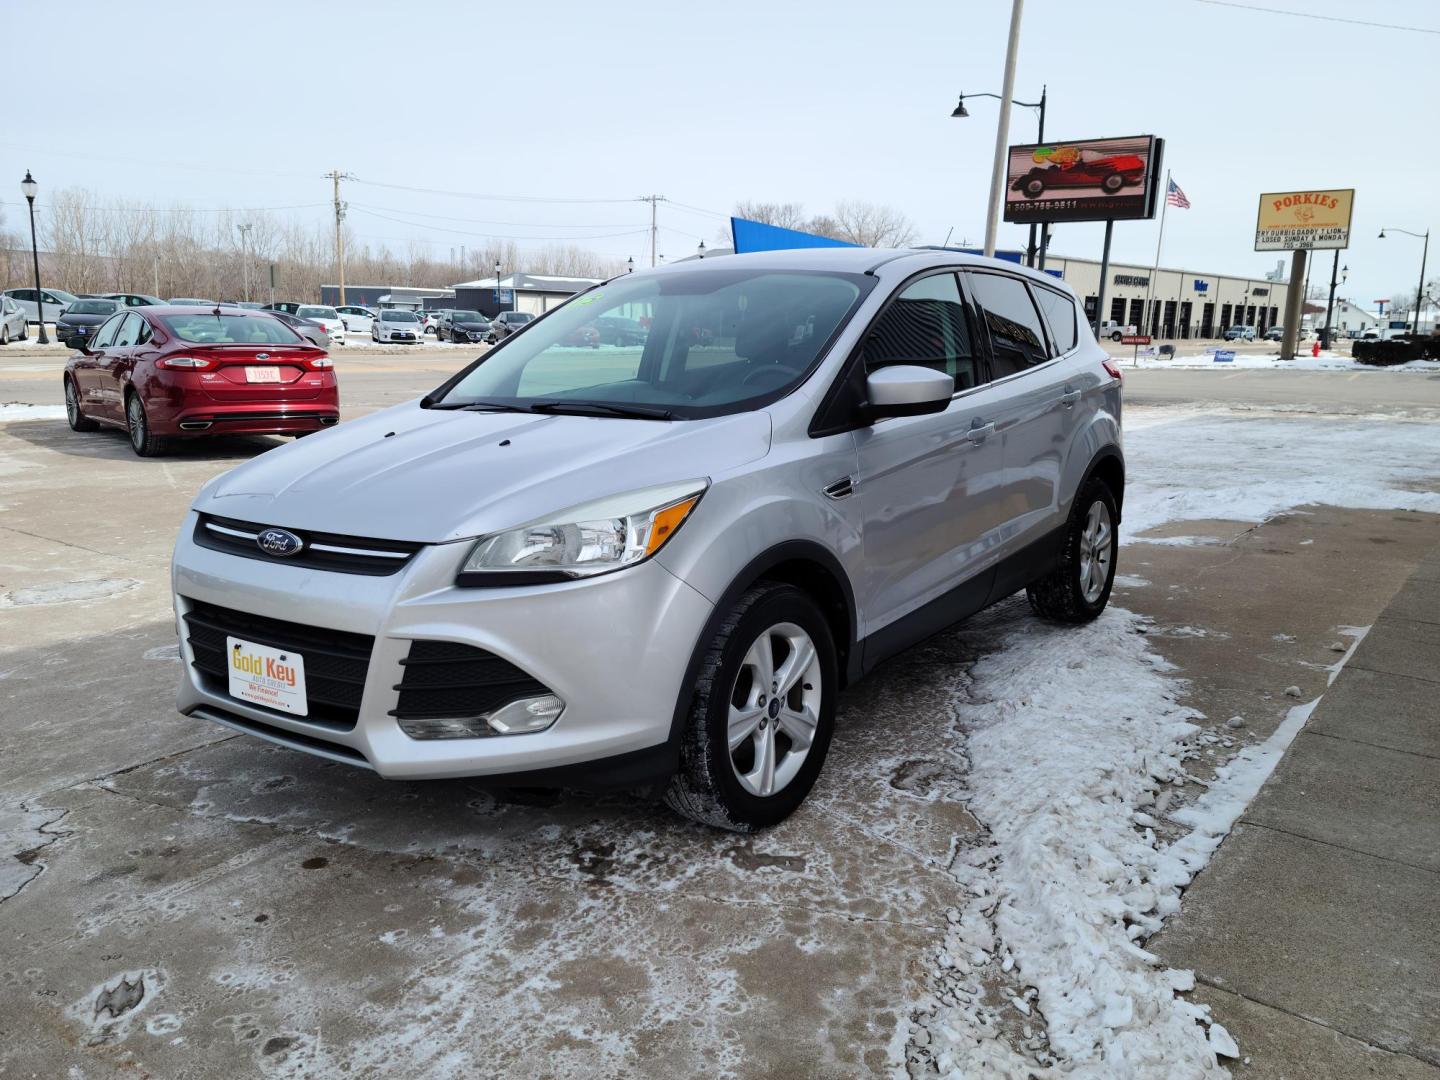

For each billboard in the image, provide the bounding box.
[1254,189,1354,251]
[1003,135,1162,224]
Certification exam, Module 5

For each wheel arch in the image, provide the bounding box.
[1083,446,1126,520]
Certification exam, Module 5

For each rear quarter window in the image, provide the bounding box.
[1031,286,1078,353]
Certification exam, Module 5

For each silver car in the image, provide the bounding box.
[0,295,27,344]
[372,308,423,343]
[170,248,1124,830]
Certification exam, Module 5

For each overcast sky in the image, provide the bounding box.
[3,0,1435,302]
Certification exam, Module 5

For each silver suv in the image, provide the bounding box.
[170,248,1123,831]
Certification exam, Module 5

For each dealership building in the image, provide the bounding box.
[1033,253,1291,339]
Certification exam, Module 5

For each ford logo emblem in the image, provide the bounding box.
[257,528,303,558]
[255,352,271,360]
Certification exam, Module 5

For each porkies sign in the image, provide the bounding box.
[1255,189,1354,251]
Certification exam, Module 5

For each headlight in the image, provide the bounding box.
[458,480,707,585]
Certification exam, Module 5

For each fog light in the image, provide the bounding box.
[397,694,564,740]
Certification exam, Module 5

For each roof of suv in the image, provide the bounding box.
[639,246,1071,288]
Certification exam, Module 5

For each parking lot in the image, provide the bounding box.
[1,342,1436,1076]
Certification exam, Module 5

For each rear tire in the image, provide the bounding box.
[65,377,98,431]
[665,583,837,832]
[1,324,9,345]
[126,392,169,457]
[1026,477,1119,623]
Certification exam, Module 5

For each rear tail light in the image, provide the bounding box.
[158,356,212,370]
[309,357,334,369]
[1101,359,1123,382]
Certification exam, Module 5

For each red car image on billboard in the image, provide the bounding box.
[1003,135,1162,224]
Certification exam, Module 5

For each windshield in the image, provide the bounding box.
[382,310,419,322]
[451,310,485,321]
[435,269,868,419]
[298,306,339,319]
[160,314,306,344]
[508,312,534,323]
[68,300,118,315]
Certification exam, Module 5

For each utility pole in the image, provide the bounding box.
[326,170,353,305]
[237,223,253,302]
[984,0,1025,257]
[637,195,666,267]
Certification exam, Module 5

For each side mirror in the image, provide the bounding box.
[63,332,91,353]
[864,365,954,421]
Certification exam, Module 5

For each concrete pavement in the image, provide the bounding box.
[1152,547,1440,1078]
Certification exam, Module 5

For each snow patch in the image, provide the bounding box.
[0,404,67,422]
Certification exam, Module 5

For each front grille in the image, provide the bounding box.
[391,641,551,721]
[183,599,374,729]
[195,514,423,576]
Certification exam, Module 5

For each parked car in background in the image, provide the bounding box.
[1224,325,1256,341]
[0,295,27,344]
[3,287,78,325]
[437,309,491,343]
[1096,320,1137,343]
[222,301,265,310]
[1263,326,1284,341]
[264,302,303,315]
[56,298,123,345]
[594,315,648,346]
[485,310,535,343]
[336,305,375,334]
[166,247,1124,830]
[422,310,447,336]
[265,309,332,349]
[64,306,338,457]
[295,305,346,346]
[372,308,423,343]
[103,293,166,308]
[168,297,216,306]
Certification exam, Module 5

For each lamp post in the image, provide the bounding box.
[493,259,502,310]
[1379,227,1430,335]
[696,240,706,260]
[626,257,634,274]
[952,84,1047,267]
[20,170,48,344]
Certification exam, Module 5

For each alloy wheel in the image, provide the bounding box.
[727,622,823,798]
[128,395,145,450]
[1079,500,1113,603]
[65,379,78,424]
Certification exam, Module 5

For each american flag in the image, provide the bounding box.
[1166,179,1191,209]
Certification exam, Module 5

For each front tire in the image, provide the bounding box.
[126,392,169,457]
[65,377,98,431]
[665,583,837,832]
[1026,477,1118,623]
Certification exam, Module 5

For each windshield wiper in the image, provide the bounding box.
[526,400,674,421]
[426,399,531,412]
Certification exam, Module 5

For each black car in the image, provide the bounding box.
[594,315,648,346]
[439,309,491,343]
[485,310,535,344]
[56,298,123,344]
[264,302,303,315]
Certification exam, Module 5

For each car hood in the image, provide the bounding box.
[59,313,109,326]
[453,321,488,330]
[195,401,773,543]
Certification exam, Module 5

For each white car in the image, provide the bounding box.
[371,308,423,343]
[2,286,78,326]
[421,310,445,336]
[296,305,346,346]
[0,295,28,344]
[336,305,375,335]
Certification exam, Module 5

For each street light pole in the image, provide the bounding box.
[20,170,48,344]
[983,0,1024,258]
[1379,227,1431,335]
[1321,249,1340,349]
[952,82,1045,265]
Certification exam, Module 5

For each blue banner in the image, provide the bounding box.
[730,218,858,253]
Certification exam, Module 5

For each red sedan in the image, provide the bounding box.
[63,306,339,456]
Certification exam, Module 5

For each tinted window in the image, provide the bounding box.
[159,314,303,344]
[112,313,142,347]
[967,272,1050,377]
[1032,286,1078,353]
[68,300,119,316]
[91,314,125,349]
[297,306,339,319]
[382,310,419,323]
[11,290,34,303]
[451,310,485,321]
[864,272,979,390]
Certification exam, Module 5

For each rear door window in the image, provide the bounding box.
[1031,285,1078,354]
[112,313,142,347]
[863,272,979,390]
[967,272,1051,378]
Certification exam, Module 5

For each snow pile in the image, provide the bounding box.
[908,605,1228,1078]
[1121,411,1440,541]
[0,404,66,422]
[1111,349,1440,373]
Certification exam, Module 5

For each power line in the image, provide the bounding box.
[0,198,328,214]
[350,178,637,204]
[1190,0,1440,34]
[348,205,650,242]
[347,202,650,230]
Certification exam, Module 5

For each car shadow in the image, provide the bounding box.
[2,417,293,462]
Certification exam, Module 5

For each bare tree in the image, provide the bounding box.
[831,200,917,247]
[732,201,812,231]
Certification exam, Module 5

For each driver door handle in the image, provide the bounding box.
[966,421,995,443]
[1060,387,1081,407]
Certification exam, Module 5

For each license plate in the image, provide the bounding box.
[245,366,283,383]
[226,636,308,715]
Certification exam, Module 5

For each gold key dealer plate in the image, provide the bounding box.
[245,366,283,383]
[226,636,308,715]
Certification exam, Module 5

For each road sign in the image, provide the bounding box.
[1121,334,1151,345]
[1214,350,1236,363]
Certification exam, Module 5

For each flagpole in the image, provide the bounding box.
[1144,169,1171,338]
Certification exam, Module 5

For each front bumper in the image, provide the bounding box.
[171,512,714,781]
